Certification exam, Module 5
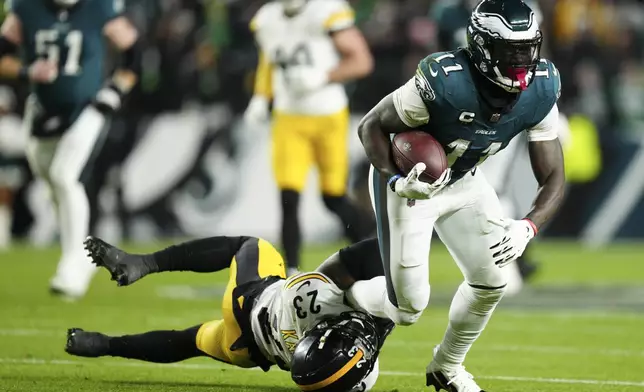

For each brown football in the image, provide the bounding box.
[392,131,448,182]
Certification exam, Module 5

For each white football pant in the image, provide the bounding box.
[369,166,509,324]
[478,136,526,295]
[24,98,106,298]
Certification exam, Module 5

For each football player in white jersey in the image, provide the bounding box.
[357,0,566,390]
[244,0,374,276]
[66,236,394,392]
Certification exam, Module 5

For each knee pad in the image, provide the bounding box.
[385,299,423,326]
[385,281,430,326]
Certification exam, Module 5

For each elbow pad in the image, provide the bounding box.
[0,36,19,58]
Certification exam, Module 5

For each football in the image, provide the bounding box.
[392,131,448,183]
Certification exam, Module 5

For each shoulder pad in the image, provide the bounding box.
[534,58,561,100]
[315,0,355,32]
[530,58,561,119]
[415,51,467,106]
[250,3,276,33]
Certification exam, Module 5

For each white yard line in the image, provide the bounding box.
[3,328,644,358]
[1,357,643,388]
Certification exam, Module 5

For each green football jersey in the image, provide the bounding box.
[412,49,560,181]
[10,0,123,116]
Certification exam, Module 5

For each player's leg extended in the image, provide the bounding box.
[47,109,106,297]
[84,235,260,286]
[428,171,508,389]
[272,111,313,273]
[196,237,286,367]
[66,326,206,363]
[368,165,436,326]
[316,108,371,243]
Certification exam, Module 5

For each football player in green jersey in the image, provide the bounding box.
[0,0,140,299]
[354,0,566,390]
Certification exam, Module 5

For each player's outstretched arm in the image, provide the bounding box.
[357,94,412,178]
[525,138,566,230]
[66,326,207,363]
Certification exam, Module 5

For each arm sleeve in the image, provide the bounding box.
[392,76,430,128]
[527,103,560,142]
[322,0,355,33]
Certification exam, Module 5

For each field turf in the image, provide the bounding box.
[1,241,643,391]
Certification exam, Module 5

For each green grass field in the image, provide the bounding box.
[1,241,644,392]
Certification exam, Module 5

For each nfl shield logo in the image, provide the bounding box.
[407,199,416,207]
[490,113,501,122]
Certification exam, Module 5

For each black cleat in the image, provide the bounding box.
[83,236,149,286]
[65,328,109,358]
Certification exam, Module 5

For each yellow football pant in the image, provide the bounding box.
[196,238,286,367]
[271,108,350,196]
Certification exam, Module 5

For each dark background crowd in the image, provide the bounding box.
[2,0,644,245]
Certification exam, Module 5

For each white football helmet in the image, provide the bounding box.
[279,0,308,14]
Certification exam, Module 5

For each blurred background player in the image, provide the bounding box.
[0,0,140,299]
[244,0,375,276]
[0,85,26,249]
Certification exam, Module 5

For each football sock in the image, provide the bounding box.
[433,282,505,369]
[322,195,371,243]
[107,326,204,363]
[281,190,301,269]
[149,236,250,273]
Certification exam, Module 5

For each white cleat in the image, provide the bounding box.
[426,346,484,392]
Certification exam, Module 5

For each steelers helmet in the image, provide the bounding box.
[466,0,542,92]
[291,312,381,392]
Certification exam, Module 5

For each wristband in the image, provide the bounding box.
[522,218,538,236]
[387,174,402,192]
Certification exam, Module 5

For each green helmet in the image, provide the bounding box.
[466,0,542,92]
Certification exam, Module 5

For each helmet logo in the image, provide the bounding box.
[480,62,488,72]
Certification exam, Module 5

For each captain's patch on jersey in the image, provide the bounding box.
[415,69,436,102]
